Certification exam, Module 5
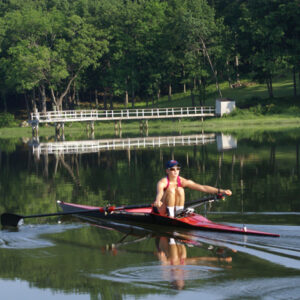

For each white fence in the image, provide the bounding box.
[30,107,215,124]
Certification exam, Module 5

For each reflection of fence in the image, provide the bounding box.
[30,134,216,155]
[30,107,215,123]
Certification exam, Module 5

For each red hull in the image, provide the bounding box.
[58,201,280,237]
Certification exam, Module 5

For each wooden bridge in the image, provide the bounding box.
[29,106,215,135]
[30,133,216,156]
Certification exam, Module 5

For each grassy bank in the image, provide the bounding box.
[1,114,300,140]
[132,74,299,109]
[1,75,300,139]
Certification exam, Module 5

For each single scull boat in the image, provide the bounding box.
[57,200,280,237]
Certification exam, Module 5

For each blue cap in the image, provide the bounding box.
[165,160,180,169]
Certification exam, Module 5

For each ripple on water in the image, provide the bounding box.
[89,263,223,287]
[202,276,300,300]
[186,224,300,270]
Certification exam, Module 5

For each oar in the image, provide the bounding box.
[175,193,226,216]
[106,195,223,217]
[0,202,154,227]
[104,196,223,213]
[184,193,225,209]
[1,195,225,227]
[1,208,103,227]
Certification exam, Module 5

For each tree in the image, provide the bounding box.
[1,2,109,112]
[245,1,286,98]
[181,0,224,99]
[48,13,108,110]
[278,0,300,98]
[211,0,295,99]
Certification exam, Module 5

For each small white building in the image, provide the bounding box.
[215,98,236,116]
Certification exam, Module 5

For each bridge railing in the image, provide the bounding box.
[30,106,215,123]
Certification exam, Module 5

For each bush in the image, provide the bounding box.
[264,104,278,114]
[226,103,300,118]
[0,113,16,127]
[223,107,257,119]
[283,106,300,115]
[249,104,264,115]
[227,107,245,117]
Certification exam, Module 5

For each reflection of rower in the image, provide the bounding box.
[155,236,233,290]
[156,236,187,290]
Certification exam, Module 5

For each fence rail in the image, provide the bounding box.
[30,134,216,155]
[30,106,215,124]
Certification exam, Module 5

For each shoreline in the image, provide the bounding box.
[1,115,300,139]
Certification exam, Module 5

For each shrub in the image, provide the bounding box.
[283,106,300,115]
[0,113,16,127]
[264,104,277,114]
[227,107,245,117]
[249,104,263,115]
[224,107,257,119]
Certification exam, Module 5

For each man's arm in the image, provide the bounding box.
[153,179,166,207]
[181,178,232,195]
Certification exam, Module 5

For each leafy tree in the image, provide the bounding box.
[0,0,299,113]
[211,0,297,99]
[278,0,300,97]
[1,2,108,112]
[181,0,224,100]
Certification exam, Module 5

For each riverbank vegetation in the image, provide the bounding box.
[1,71,300,134]
[0,0,299,117]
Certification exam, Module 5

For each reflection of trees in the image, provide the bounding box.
[56,155,81,187]
[269,145,276,172]
[296,143,299,176]
[2,134,300,217]
[43,153,48,178]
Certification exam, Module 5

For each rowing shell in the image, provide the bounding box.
[57,201,280,237]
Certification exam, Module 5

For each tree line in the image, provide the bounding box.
[0,0,299,114]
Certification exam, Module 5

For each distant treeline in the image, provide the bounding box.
[0,0,299,113]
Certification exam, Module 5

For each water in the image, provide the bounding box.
[1,129,300,299]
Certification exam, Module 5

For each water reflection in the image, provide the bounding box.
[85,219,234,291]
[1,210,300,299]
[154,235,232,290]
[29,133,219,157]
[1,129,300,299]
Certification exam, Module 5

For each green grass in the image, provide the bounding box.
[1,113,300,140]
[127,73,299,109]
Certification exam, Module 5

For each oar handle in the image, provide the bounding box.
[183,193,227,209]
[216,193,227,200]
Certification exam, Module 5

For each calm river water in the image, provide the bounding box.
[1,129,300,300]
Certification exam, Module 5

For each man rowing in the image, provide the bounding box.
[153,160,232,217]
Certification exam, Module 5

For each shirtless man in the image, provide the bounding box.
[153,160,232,217]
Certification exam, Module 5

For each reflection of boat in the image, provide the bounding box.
[58,201,280,237]
[84,217,234,290]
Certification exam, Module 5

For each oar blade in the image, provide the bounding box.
[1,213,23,227]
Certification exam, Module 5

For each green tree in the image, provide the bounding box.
[1,2,108,112]
[278,0,300,97]
[211,0,297,99]
[181,0,224,100]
